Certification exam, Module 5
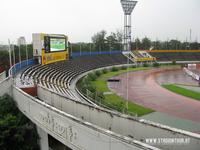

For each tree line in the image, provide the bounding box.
[70,30,200,52]
[70,30,123,53]
[0,95,39,150]
[0,30,199,71]
[0,44,33,72]
[133,38,200,50]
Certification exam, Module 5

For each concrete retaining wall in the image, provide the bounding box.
[0,71,6,82]
[183,67,200,81]
[37,85,200,150]
[12,86,157,150]
[0,77,12,96]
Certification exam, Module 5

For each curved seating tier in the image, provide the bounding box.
[20,54,127,100]
[150,52,200,61]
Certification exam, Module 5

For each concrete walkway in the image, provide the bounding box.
[141,112,200,134]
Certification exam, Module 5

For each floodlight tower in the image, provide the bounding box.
[121,0,137,52]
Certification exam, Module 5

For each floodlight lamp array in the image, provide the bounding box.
[121,0,137,15]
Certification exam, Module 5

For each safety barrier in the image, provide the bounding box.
[0,59,37,97]
[0,77,12,96]
[9,59,37,76]
[1,55,200,150]
[71,50,122,58]
[147,50,200,53]
[12,86,158,150]
[183,67,200,81]
[37,85,200,150]
[0,71,6,81]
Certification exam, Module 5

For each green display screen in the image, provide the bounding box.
[50,38,66,52]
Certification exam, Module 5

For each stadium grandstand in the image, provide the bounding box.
[123,50,156,63]
[20,53,127,99]
[1,0,200,149]
[7,47,199,150]
[122,50,200,63]
[1,32,200,150]
[148,50,200,61]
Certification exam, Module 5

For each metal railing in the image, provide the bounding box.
[77,87,137,117]
[9,58,37,77]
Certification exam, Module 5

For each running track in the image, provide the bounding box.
[108,68,200,123]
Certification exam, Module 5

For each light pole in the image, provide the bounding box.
[25,40,28,65]
[8,39,12,69]
[121,0,137,113]
[189,29,192,50]
[12,42,16,76]
[19,43,21,68]
[80,43,82,56]
[90,43,92,55]
[70,43,73,57]
[121,0,137,52]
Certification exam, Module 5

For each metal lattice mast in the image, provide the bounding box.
[121,0,137,51]
[121,0,137,113]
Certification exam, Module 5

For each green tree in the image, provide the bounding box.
[141,37,151,50]
[0,51,9,71]
[0,95,39,150]
[92,30,107,52]
[106,32,118,51]
[152,40,161,50]
[190,42,199,50]
[13,44,33,62]
[168,39,181,50]
[115,29,123,50]
[0,44,33,73]
[132,38,141,50]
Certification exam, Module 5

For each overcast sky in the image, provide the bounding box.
[0,0,199,44]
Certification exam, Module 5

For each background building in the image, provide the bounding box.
[17,36,26,45]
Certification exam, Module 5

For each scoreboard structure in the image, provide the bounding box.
[33,33,69,65]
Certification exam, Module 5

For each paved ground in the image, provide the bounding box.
[14,71,35,88]
[108,67,200,123]
[140,112,200,134]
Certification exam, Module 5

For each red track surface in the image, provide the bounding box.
[108,68,200,122]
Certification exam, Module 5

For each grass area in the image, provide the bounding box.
[77,65,182,116]
[103,94,154,116]
[90,67,154,116]
[92,67,150,93]
[162,84,200,101]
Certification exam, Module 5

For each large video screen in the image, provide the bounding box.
[50,38,66,52]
